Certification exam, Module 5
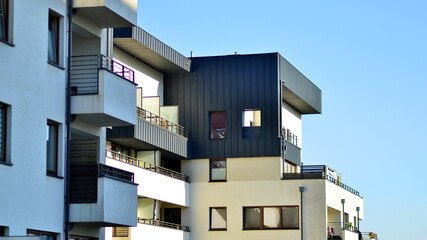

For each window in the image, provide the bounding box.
[46,120,58,175]
[243,206,299,230]
[284,161,297,173]
[0,103,7,163]
[27,229,57,240]
[210,159,226,182]
[210,111,226,139]
[243,109,261,127]
[242,109,261,138]
[0,226,8,236]
[112,227,129,237]
[210,207,227,230]
[0,0,8,41]
[48,11,59,64]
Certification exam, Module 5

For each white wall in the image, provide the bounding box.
[113,47,164,103]
[0,0,67,237]
[282,101,302,148]
[131,223,189,240]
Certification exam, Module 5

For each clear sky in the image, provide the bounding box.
[137,1,427,238]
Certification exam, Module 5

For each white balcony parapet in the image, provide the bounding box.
[131,221,190,240]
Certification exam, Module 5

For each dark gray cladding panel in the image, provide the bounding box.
[284,141,301,166]
[279,56,322,114]
[164,53,282,159]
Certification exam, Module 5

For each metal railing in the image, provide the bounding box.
[99,163,134,183]
[138,218,190,232]
[70,54,135,95]
[343,223,359,233]
[328,222,343,239]
[281,128,298,146]
[282,172,360,196]
[137,107,188,137]
[106,149,190,182]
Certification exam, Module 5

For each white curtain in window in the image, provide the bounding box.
[211,168,226,180]
[211,208,227,229]
[263,207,281,228]
[244,207,260,229]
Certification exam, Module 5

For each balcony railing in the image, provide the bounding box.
[138,218,190,232]
[282,172,360,196]
[71,54,135,95]
[281,128,298,146]
[106,149,190,182]
[137,107,188,137]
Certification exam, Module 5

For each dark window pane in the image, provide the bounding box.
[48,13,58,63]
[0,104,5,161]
[0,0,7,40]
[282,207,299,228]
[46,122,58,174]
[244,207,261,229]
[210,111,226,139]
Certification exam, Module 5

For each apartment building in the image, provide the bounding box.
[0,1,366,240]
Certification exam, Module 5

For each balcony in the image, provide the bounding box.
[281,128,301,165]
[129,218,190,240]
[328,222,360,240]
[73,0,137,28]
[106,150,190,207]
[107,108,188,159]
[70,55,136,126]
[69,164,138,227]
[282,165,360,196]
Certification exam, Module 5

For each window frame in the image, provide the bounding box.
[243,205,299,230]
[48,10,60,65]
[209,207,227,231]
[46,120,59,176]
[209,111,227,140]
[209,159,227,182]
[0,103,7,163]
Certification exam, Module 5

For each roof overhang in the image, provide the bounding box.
[113,27,191,74]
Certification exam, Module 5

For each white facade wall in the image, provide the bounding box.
[113,47,164,102]
[0,0,67,237]
[282,101,302,148]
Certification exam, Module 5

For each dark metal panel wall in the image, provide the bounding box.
[165,53,282,159]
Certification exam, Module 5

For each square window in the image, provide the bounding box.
[282,206,299,229]
[46,120,58,175]
[210,111,226,139]
[243,109,261,127]
[0,103,7,162]
[210,159,226,182]
[0,226,8,236]
[210,207,227,230]
[48,11,60,64]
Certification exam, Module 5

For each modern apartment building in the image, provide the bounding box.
[0,1,366,240]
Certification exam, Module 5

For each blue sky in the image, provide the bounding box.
[137,1,427,238]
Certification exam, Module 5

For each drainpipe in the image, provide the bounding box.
[341,199,345,229]
[64,0,73,240]
[356,207,360,230]
[299,187,305,240]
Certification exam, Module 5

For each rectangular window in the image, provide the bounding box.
[112,227,129,237]
[242,109,261,138]
[27,229,57,240]
[0,102,7,163]
[0,226,8,236]
[0,0,8,41]
[48,11,59,64]
[284,161,297,173]
[243,206,299,230]
[210,111,226,139]
[46,120,58,175]
[209,207,227,230]
[210,159,226,182]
